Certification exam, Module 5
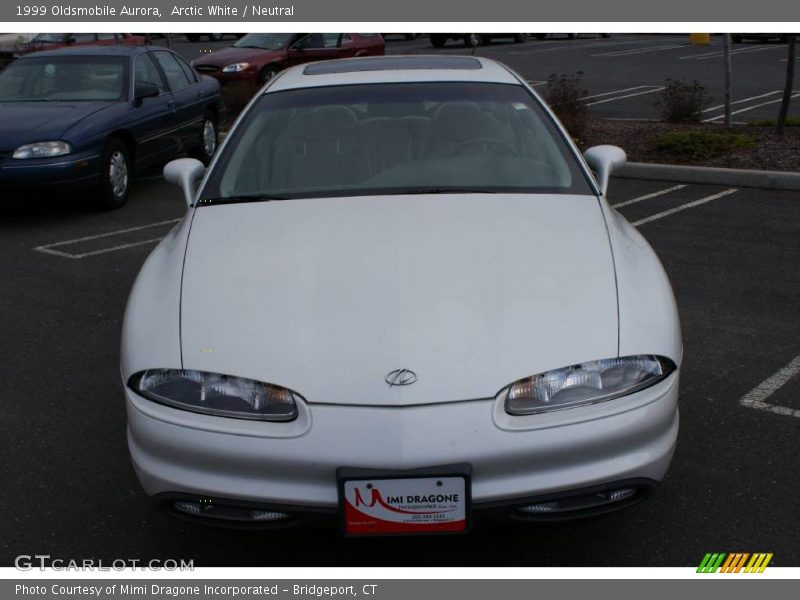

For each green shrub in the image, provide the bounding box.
[654,131,756,160]
[750,116,800,127]
[544,72,588,139]
[656,79,711,123]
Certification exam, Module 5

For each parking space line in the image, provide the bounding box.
[702,90,782,113]
[509,41,633,55]
[739,355,800,418]
[632,189,738,226]
[611,185,686,209]
[703,92,800,122]
[591,44,690,57]
[585,86,665,106]
[681,44,784,60]
[580,85,652,100]
[33,218,181,259]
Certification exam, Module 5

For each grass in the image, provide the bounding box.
[654,131,757,161]
[749,116,800,127]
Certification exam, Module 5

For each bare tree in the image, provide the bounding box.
[776,34,796,135]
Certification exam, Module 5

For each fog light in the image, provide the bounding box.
[518,502,559,513]
[516,487,641,516]
[605,488,636,502]
[173,501,289,522]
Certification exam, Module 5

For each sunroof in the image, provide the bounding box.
[303,56,483,75]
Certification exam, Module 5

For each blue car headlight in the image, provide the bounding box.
[12,141,72,159]
[504,355,676,415]
[128,369,300,421]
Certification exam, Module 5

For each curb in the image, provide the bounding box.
[616,162,800,192]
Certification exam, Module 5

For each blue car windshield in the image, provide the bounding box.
[0,57,127,102]
[201,82,594,203]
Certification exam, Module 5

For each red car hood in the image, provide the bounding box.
[193,46,283,67]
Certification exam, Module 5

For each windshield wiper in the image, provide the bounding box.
[199,194,292,205]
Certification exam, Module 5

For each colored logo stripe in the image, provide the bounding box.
[697,553,773,573]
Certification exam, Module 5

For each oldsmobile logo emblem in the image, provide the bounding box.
[385,369,417,387]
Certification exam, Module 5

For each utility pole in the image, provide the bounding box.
[776,34,796,135]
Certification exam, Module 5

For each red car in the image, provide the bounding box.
[191,33,385,86]
[18,33,147,55]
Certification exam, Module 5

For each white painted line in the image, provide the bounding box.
[701,90,782,113]
[612,185,686,209]
[681,44,784,60]
[703,92,800,122]
[585,86,665,106]
[632,189,738,227]
[33,218,181,259]
[34,218,181,250]
[580,85,651,100]
[591,44,689,57]
[525,80,546,87]
[510,40,632,55]
[740,355,800,418]
[36,238,164,260]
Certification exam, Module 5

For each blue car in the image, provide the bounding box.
[0,46,222,208]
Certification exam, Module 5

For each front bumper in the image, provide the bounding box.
[126,372,679,523]
[0,150,101,190]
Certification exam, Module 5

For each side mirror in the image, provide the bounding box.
[133,82,160,105]
[583,145,626,196]
[164,158,206,207]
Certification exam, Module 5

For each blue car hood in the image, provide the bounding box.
[0,102,113,151]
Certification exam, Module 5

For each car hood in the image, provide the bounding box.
[194,46,282,67]
[180,193,619,406]
[0,101,111,150]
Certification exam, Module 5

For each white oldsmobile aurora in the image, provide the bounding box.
[121,56,681,535]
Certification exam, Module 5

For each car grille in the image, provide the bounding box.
[194,65,219,74]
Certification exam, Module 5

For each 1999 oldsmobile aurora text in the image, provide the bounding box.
[26,5,295,18]
[121,55,682,535]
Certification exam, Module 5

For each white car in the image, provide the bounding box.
[121,55,681,535]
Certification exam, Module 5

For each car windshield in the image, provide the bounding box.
[202,82,594,202]
[233,33,293,50]
[0,57,127,102]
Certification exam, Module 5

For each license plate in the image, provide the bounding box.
[338,466,471,536]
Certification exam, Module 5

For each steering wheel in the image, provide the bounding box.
[453,137,519,157]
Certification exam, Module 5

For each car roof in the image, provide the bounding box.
[267,55,521,92]
[17,45,151,59]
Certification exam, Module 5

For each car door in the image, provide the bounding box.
[129,51,178,165]
[151,50,207,154]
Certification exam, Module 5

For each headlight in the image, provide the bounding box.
[222,62,250,73]
[12,141,72,159]
[128,369,299,421]
[504,355,676,415]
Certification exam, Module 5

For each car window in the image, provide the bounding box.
[202,82,593,202]
[322,33,341,48]
[97,33,117,41]
[152,51,193,91]
[0,56,126,102]
[294,34,325,50]
[69,33,96,43]
[175,55,198,84]
[341,34,353,43]
[134,53,166,94]
[233,32,293,50]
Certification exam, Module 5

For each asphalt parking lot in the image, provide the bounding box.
[167,33,799,122]
[1,173,798,566]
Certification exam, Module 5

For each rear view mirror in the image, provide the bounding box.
[583,145,626,196]
[164,158,206,207]
[134,82,160,104]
